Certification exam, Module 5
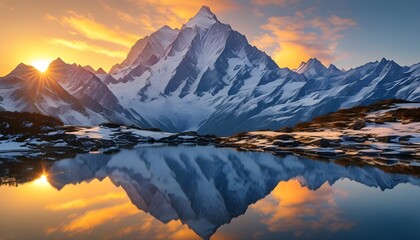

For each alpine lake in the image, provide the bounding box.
[1,144,419,240]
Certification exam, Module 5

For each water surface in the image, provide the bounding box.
[1,145,420,239]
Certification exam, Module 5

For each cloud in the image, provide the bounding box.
[45,11,139,47]
[50,38,127,58]
[102,4,156,31]
[44,14,58,21]
[252,8,266,17]
[252,11,356,68]
[123,0,239,29]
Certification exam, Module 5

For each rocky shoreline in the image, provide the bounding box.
[1,123,419,170]
[0,100,419,177]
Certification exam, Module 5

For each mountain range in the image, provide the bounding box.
[1,6,419,136]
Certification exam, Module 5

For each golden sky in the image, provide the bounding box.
[1,0,419,76]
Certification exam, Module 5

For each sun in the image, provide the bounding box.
[31,59,51,73]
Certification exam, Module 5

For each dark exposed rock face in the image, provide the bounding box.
[0,112,63,136]
[349,119,366,130]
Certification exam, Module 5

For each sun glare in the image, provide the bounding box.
[31,60,51,73]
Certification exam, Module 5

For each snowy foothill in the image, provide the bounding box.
[218,101,420,166]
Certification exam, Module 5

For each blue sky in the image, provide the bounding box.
[223,0,420,69]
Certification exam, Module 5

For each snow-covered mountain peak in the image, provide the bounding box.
[295,61,306,71]
[6,63,37,78]
[196,6,217,19]
[108,37,149,75]
[109,25,179,78]
[296,58,328,78]
[82,65,96,74]
[53,57,65,64]
[96,67,106,75]
[328,64,340,71]
[150,25,179,47]
[296,58,320,70]
[380,57,389,63]
[11,62,31,72]
[303,58,325,69]
[325,63,342,76]
[372,57,401,73]
[184,6,218,30]
[384,59,399,67]
[49,57,67,69]
[158,25,178,32]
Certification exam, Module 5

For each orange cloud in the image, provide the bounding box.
[125,0,239,29]
[253,11,356,68]
[38,1,239,74]
[102,4,156,31]
[46,11,139,47]
[50,38,126,58]
[251,180,354,237]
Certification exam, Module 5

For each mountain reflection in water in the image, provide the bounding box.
[1,145,420,240]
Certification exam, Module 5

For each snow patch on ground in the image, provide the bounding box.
[66,126,173,140]
[0,141,31,152]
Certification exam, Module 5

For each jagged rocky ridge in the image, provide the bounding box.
[1,6,419,135]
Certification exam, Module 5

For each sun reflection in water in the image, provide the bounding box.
[32,174,50,186]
